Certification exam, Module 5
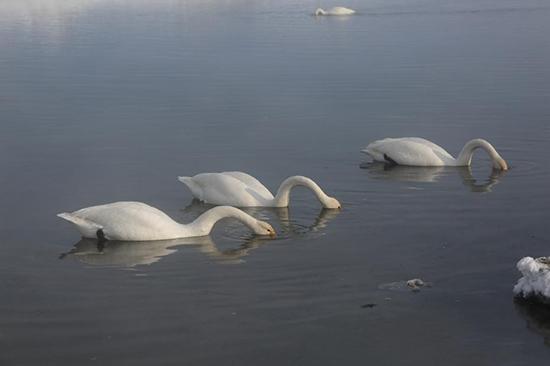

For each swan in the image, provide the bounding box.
[315,7,356,15]
[361,138,508,170]
[178,172,341,209]
[57,202,275,241]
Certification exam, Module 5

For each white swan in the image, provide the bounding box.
[58,202,275,241]
[315,7,356,15]
[361,138,508,170]
[178,172,341,209]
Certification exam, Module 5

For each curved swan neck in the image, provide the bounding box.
[187,206,258,236]
[273,176,332,208]
[315,9,326,15]
[455,139,503,167]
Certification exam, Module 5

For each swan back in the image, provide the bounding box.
[362,137,456,166]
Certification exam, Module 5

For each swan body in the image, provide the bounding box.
[361,138,508,170]
[58,202,275,241]
[178,172,341,209]
[315,7,356,15]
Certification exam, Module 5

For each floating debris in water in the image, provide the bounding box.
[514,256,550,304]
[361,303,377,308]
[406,278,424,288]
[379,278,434,292]
[406,278,433,292]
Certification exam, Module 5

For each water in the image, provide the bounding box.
[1,0,549,364]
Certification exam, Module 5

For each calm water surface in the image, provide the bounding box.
[1,0,549,365]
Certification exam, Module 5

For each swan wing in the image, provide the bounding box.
[363,138,455,166]
[179,173,274,206]
[221,172,273,198]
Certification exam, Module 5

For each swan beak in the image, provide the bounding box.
[269,230,276,237]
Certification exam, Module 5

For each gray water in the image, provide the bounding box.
[1,0,550,365]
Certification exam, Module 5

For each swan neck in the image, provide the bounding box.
[188,206,257,236]
[273,176,331,208]
[315,9,326,15]
[456,139,501,167]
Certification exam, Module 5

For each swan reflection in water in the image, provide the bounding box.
[514,297,550,347]
[360,162,506,193]
[60,236,265,267]
[60,204,340,268]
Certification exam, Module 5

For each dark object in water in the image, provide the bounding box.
[96,229,108,242]
[361,303,377,308]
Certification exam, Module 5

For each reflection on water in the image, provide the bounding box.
[360,162,505,193]
[514,298,550,347]
[60,238,184,268]
[361,162,448,183]
[59,236,264,267]
[60,205,340,267]
[457,168,506,193]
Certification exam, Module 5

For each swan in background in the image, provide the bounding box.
[361,138,508,170]
[315,7,356,15]
[178,172,341,209]
[58,202,275,241]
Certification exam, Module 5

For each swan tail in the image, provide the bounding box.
[177,176,204,200]
[361,147,385,162]
[57,212,103,238]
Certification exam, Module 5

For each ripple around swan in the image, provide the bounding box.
[221,206,341,244]
[182,200,341,245]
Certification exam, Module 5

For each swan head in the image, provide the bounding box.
[315,9,325,15]
[323,197,342,210]
[492,156,508,170]
[254,220,276,237]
